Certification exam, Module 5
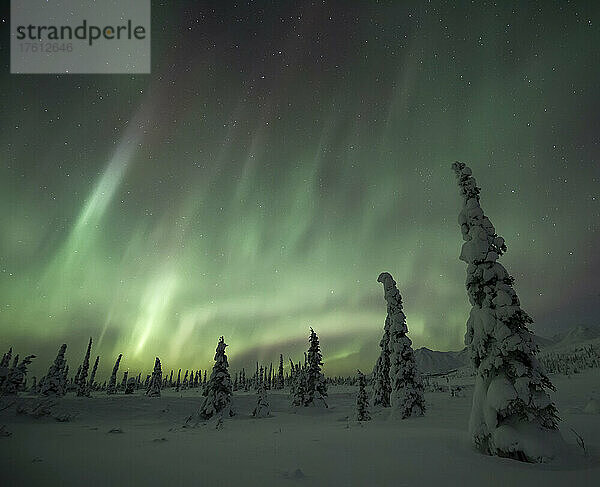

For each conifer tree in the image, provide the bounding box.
[183,370,189,389]
[168,370,173,387]
[451,161,562,462]
[0,347,12,368]
[40,344,68,397]
[377,272,425,419]
[278,354,284,389]
[1,354,35,395]
[253,370,271,418]
[120,371,129,391]
[106,354,122,395]
[146,357,162,397]
[125,377,136,394]
[356,370,371,421]
[304,328,328,407]
[89,355,99,391]
[76,337,92,397]
[176,369,181,392]
[72,365,82,392]
[372,289,392,408]
[193,337,233,420]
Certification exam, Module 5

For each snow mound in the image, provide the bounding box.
[583,399,600,414]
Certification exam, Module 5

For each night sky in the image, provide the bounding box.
[1,1,599,377]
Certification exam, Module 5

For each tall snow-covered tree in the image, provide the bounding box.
[88,355,99,391]
[146,357,162,397]
[372,289,392,408]
[40,344,67,397]
[377,272,425,419]
[451,161,562,462]
[106,354,122,395]
[176,369,181,392]
[76,337,92,397]
[356,370,371,421]
[192,337,233,421]
[304,328,328,407]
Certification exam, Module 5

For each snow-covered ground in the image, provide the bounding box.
[1,370,599,486]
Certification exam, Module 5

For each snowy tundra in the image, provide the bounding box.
[1,369,599,487]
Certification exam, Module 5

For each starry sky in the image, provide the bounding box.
[1,1,599,378]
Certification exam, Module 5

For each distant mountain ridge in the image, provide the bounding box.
[415,324,600,375]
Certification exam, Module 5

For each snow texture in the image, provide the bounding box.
[377,272,425,419]
[452,161,563,462]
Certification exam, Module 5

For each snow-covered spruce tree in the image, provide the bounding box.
[252,372,271,418]
[76,337,92,397]
[125,377,136,394]
[89,355,99,391]
[304,328,328,407]
[0,348,11,391]
[120,371,129,391]
[191,337,233,421]
[372,292,392,408]
[72,365,82,392]
[377,272,425,419]
[278,354,284,389]
[0,347,12,368]
[176,369,181,392]
[2,354,35,395]
[356,370,371,421]
[106,354,122,395]
[40,344,68,397]
[146,357,162,397]
[451,161,561,462]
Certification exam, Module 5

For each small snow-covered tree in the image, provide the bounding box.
[0,347,12,368]
[304,328,328,407]
[125,377,136,394]
[377,272,425,419]
[40,344,68,397]
[2,354,35,395]
[89,355,99,391]
[253,372,271,418]
[176,369,181,392]
[76,337,92,397]
[356,370,371,421]
[106,354,122,395]
[146,357,162,397]
[120,371,129,391]
[278,354,285,389]
[191,337,233,421]
[451,161,562,462]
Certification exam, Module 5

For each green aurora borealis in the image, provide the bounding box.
[1,2,599,377]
